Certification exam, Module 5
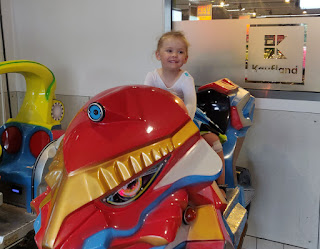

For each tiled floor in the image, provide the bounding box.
[242,236,306,249]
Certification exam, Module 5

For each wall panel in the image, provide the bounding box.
[2,0,166,96]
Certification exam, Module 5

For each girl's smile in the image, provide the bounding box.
[156,37,188,71]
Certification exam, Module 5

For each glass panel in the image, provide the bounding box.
[265,35,275,46]
[264,48,275,59]
[300,0,320,9]
[173,17,319,92]
[277,35,285,45]
[276,49,287,59]
[172,0,320,20]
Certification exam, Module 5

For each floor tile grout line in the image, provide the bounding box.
[245,235,306,249]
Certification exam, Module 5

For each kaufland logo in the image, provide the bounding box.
[264,35,287,59]
[250,34,299,75]
[246,24,305,84]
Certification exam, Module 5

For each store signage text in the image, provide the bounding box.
[251,65,298,74]
[197,4,212,20]
[197,5,212,16]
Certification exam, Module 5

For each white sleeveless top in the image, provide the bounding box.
[144,70,196,119]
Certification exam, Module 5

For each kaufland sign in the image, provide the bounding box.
[246,24,305,84]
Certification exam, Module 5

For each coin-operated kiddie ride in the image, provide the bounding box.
[0,60,65,248]
[197,78,255,189]
[32,80,255,249]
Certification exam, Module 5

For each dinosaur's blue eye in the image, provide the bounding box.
[88,103,105,122]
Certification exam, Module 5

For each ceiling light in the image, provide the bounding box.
[285,0,290,3]
[220,1,225,7]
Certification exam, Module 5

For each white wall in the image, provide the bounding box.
[2,0,167,96]
[238,99,320,249]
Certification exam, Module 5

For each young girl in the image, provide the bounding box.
[144,31,196,119]
[144,31,225,185]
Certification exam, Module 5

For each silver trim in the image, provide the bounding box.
[32,135,64,198]
[248,89,320,101]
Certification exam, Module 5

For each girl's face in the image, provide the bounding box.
[156,37,188,72]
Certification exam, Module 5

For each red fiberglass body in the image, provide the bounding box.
[32,84,250,249]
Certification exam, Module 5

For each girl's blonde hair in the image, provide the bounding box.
[157,31,190,55]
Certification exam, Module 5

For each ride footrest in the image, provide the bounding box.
[0,203,36,249]
[223,187,247,249]
[243,186,255,208]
